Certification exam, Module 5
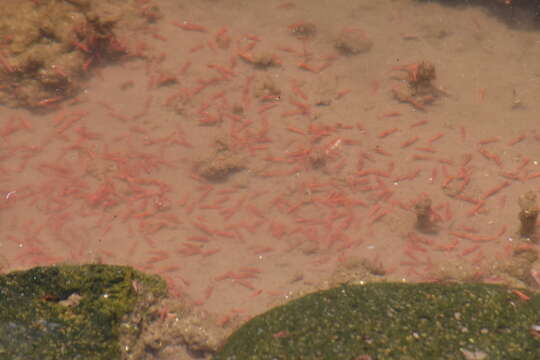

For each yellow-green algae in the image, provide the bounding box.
[0,0,160,109]
[214,282,540,359]
[0,264,166,360]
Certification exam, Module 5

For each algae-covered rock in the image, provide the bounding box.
[0,264,167,360]
[0,0,161,109]
[214,282,540,359]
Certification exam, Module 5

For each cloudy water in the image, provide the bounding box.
[1,0,540,358]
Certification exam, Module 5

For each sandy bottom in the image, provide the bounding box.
[2,0,540,358]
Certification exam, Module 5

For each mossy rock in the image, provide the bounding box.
[0,264,167,360]
[214,282,540,359]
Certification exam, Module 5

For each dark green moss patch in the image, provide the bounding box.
[214,282,540,359]
[0,264,166,360]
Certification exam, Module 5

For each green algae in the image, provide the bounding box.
[4,268,540,359]
[0,264,167,360]
[213,282,540,359]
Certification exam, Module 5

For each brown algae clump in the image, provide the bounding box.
[414,197,437,233]
[518,191,539,239]
[391,60,446,110]
[0,0,161,109]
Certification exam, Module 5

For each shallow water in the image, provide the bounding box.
[2,0,540,358]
